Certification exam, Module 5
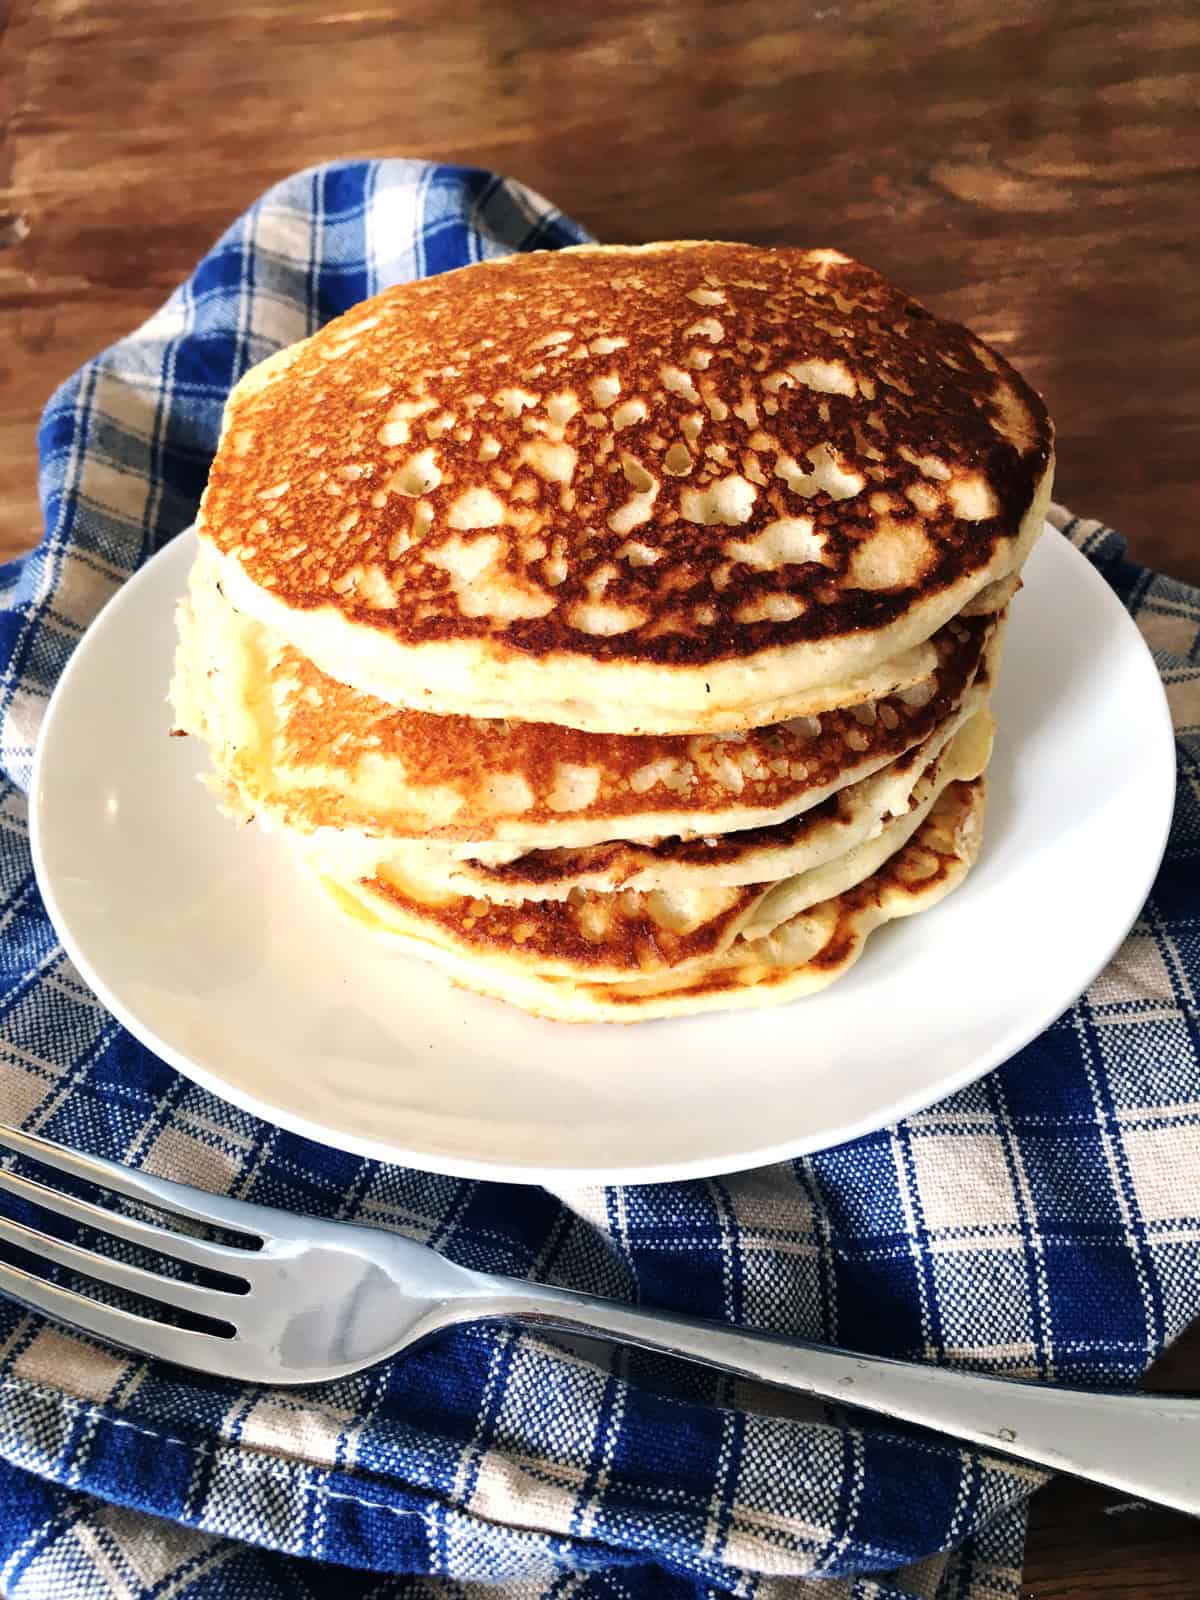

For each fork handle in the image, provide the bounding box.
[478,1283,1199,1515]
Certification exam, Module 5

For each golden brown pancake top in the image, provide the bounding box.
[200,243,1051,669]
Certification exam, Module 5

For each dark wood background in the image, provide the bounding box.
[3,2,1199,1592]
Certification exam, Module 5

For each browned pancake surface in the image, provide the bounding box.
[200,243,1050,669]
[259,609,992,837]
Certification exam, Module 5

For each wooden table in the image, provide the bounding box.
[3,3,1198,1592]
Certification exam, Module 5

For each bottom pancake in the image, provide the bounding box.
[308,776,986,1023]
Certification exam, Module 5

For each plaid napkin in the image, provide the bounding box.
[1,160,1197,1600]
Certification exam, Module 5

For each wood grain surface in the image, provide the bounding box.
[3,3,1199,1593]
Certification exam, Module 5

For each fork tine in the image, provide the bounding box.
[0,1211,247,1323]
[0,1122,270,1240]
[0,1164,258,1273]
[0,1257,234,1374]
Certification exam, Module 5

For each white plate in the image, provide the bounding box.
[31,528,1174,1185]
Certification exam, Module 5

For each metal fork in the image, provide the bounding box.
[0,1122,1196,1516]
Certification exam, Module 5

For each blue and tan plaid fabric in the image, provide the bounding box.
[0,161,1196,1600]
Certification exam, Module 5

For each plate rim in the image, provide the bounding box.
[29,525,1178,1184]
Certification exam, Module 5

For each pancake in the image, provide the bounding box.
[171,545,999,850]
[301,713,988,987]
[197,241,1053,734]
[311,776,986,1022]
[172,238,1048,1026]
[388,697,993,900]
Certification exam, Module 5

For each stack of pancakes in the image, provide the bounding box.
[172,243,1053,1022]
